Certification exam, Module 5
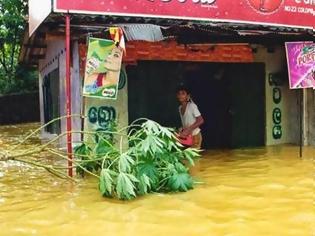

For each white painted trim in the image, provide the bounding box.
[29,0,52,36]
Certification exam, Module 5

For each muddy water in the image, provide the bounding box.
[0,123,314,236]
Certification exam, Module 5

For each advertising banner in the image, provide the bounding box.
[83,38,123,99]
[54,0,315,29]
[285,42,315,89]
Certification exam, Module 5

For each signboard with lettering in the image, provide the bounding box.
[54,0,315,29]
[285,42,315,89]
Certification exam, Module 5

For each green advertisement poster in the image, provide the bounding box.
[83,38,123,99]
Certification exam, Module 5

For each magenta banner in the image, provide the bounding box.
[54,0,315,29]
[285,42,315,89]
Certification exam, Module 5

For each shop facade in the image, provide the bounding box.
[21,0,315,150]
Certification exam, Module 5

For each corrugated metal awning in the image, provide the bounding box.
[119,24,164,42]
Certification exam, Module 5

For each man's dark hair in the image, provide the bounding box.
[176,84,191,94]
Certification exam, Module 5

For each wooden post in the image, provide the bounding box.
[65,14,73,176]
[299,89,303,158]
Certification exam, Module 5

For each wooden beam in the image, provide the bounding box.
[30,54,45,60]
[23,44,47,49]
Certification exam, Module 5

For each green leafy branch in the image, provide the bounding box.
[0,116,201,200]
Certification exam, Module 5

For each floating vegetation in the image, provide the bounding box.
[0,116,200,200]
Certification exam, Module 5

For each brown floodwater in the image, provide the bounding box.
[0,123,314,236]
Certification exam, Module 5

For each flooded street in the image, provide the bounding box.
[0,123,314,236]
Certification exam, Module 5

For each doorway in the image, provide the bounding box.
[42,68,61,134]
[127,61,265,149]
[185,63,265,148]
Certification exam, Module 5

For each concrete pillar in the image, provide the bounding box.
[304,89,315,146]
[254,45,300,146]
[83,66,129,148]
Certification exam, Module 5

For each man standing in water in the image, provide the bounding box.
[177,85,204,149]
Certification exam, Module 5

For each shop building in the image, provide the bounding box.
[21,0,315,149]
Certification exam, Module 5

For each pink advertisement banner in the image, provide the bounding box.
[285,42,315,89]
[54,0,315,29]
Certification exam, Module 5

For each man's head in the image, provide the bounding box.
[176,85,191,103]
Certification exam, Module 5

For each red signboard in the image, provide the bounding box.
[54,0,315,29]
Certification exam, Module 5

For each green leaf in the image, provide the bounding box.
[99,176,106,195]
[166,163,177,174]
[118,153,135,172]
[116,173,137,200]
[166,139,181,152]
[167,172,194,192]
[159,126,174,139]
[137,159,159,188]
[127,173,139,183]
[140,135,164,155]
[99,169,114,197]
[158,152,179,165]
[94,139,113,157]
[142,120,160,135]
[184,148,201,158]
[74,143,92,158]
[185,155,195,166]
[174,162,188,173]
[181,148,200,166]
[76,165,85,177]
[74,144,95,176]
[137,174,151,195]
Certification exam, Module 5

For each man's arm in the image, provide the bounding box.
[181,115,204,137]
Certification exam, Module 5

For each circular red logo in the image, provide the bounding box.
[247,0,283,14]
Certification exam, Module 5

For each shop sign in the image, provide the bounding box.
[54,0,315,29]
[285,42,315,89]
[83,38,123,99]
